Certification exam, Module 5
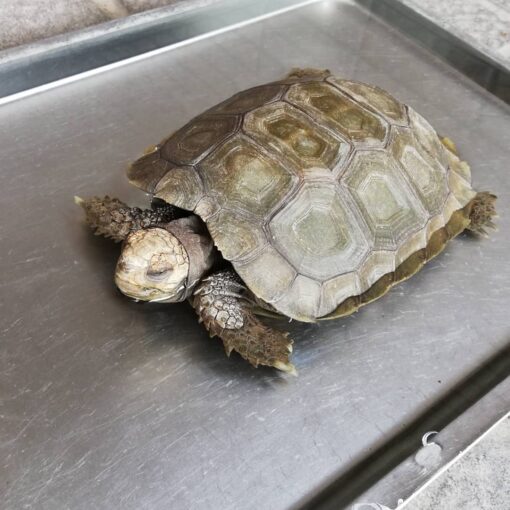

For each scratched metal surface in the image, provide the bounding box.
[1,1,509,509]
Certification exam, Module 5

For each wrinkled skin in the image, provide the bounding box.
[78,195,296,373]
[115,227,190,303]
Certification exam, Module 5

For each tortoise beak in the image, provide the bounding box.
[148,284,187,303]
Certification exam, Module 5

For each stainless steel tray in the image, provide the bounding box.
[1,1,509,509]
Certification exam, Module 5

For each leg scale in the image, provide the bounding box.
[467,191,497,237]
[192,270,296,374]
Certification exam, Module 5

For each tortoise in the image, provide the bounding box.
[77,68,497,374]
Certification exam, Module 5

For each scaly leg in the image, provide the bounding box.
[75,195,178,242]
[192,270,296,374]
[466,191,498,237]
[439,138,498,237]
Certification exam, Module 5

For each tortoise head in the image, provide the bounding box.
[115,227,190,303]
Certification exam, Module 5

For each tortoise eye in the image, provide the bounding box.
[147,267,172,277]
[146,253,174,279]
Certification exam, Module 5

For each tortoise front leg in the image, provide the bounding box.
[75,195,179,241]
[192,270,296,375]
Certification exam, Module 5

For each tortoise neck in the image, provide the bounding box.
[164,216,216,298]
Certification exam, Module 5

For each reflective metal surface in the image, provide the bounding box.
[358,0,510,104]
[351,376,510,509]
[0,0,319,103]
[1,1,509,509]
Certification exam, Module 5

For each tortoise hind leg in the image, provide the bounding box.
[466,191,498,237]
[192,270,296,374]
[439,137,497,236]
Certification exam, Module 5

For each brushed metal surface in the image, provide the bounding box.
[0,0,319,103]
[351,376,510,509]
[1,1,509,509]
[356,0,510,104]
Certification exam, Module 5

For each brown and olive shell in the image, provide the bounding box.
[128,70,476,322]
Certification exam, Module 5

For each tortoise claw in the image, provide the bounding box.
[274,361,298,376]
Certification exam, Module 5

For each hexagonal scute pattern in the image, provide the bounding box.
[390,127,449,216]
[269,181,370,281]
[327,78,408,126]
[161,115,239,165]
[342,151,427,251]
[199,134,297,218]
[127,73,474,322]
[210,84,286,115]
[243,101,349,172]
[286,81,389,148]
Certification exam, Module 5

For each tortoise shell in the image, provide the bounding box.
[128,71,476,321]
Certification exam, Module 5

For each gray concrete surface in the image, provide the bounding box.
[401,414,510,510]
[0,0,217,51]
[396,0,510,69]
[2,0,510,68]
[0,0,111,50]
[350,377,510,509]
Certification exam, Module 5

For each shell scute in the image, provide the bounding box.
[327,78,408,126]
[235,245,296,303]
[127,72,477,321]
[127,147,173,193]
[242,101,350,173]
[155,166,204,210]
[205,208,267,262]
[286,81,389,148]
[320,272,360,318]
[341,150,428,251]
[390,127,449,216]
[407,107,448,168]
[161,114,239,165]
[273,275,322,320]
[198,133,298,218]
[268,181,370,281]
[209,84,287,115]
